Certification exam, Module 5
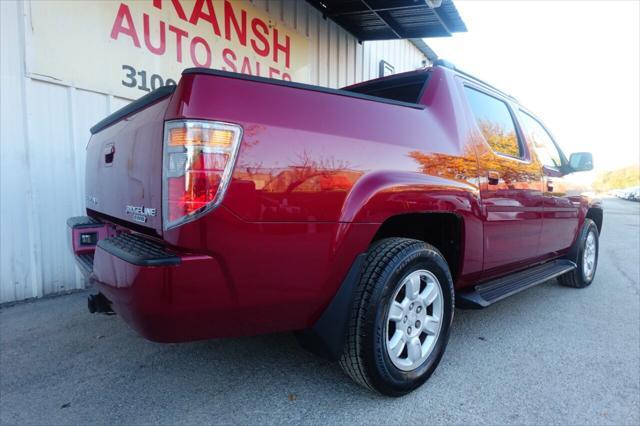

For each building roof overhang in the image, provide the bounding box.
[306,0,467,42]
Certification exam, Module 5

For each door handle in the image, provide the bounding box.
[546,178,554,192]
[487,171,500,185]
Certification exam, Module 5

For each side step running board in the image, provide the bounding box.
[456,259,576,309]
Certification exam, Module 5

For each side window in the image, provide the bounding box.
[518,111,562,168]
[464,87,523,158]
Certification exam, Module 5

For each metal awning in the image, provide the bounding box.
[306,0,467,41]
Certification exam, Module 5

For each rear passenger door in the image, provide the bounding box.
[463,85,544,278]
[517,111,579,256]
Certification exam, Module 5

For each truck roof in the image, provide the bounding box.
[434,59,519,103]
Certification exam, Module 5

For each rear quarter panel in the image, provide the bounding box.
[166,69,480,221]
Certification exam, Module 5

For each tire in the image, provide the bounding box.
[339,238,454,396]
[559,218,599,288]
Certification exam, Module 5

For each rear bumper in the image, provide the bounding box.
[67,212,376,344]
[68,217,235,342]
[91,242,234,342]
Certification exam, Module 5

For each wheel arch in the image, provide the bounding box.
[564,213,600,264]
[338,170,481,223]
[337,169,483,284]
[586,206,603,234]
[370,212,464,283]
[302,177,480,361]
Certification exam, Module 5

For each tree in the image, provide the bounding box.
[593,165,640,192]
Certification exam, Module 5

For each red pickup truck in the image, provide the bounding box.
[68,62,602,396]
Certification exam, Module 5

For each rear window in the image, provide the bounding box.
[344,73,429,104]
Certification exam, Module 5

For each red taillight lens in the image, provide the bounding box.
[163,121,242,230]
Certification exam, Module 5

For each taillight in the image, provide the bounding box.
[163,120,243,230]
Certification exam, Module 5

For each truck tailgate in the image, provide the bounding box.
[85,91,173,235]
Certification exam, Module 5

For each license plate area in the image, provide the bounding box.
[67,216,113,255]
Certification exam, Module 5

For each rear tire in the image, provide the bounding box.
[339,238,454,396]
[559,218,599,288]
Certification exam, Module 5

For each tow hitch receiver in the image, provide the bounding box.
[87,293,114,315]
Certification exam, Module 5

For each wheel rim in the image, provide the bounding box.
[583,230,597,279]
[385,269,444,371]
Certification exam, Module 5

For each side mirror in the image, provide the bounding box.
[569,152,593,172]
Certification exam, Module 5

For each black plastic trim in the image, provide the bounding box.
[564,216,600,263]
[67,216,102,229]
[297,253,366,360]
[97,233,181,267]
[87,209,160,238]
[182,68,425,110]
[456,259,576,309]
[89,85,176,134]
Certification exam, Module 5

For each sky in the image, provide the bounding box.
[426,0,640,173]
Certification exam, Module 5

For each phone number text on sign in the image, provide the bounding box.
[121,65,176,93]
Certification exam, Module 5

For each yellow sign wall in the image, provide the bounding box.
[28,0,310,99]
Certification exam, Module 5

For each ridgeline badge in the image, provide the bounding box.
[125,205,157,223]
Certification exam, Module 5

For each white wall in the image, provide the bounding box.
[0,0,427,303]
